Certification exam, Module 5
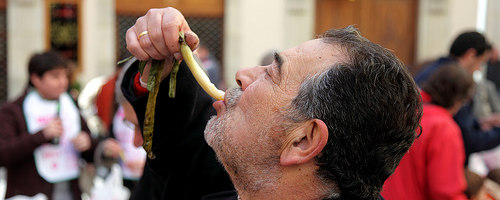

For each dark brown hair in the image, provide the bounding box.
[289,26,423,200]
[28,51,68,86]
[422,62,474,109]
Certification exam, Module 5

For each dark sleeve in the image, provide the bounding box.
[121,60,233,199]
[0,102,48,167]
[414,58,454,86]
[454,101,500,160]
[121,60,216,157]
[484,80,500,112]
[201,190,238,200]
[78,115,99,162]
[120,60,216,148]
[415,63,440,86]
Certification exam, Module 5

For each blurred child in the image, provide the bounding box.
[0,51,98,199]
[97,58,146,196]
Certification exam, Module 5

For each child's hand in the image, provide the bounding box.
[42,118,63,140]
[102,138,123,159]
[126,159,146,175]
[71,132,91,152]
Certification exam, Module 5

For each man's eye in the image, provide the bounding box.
[265,68,278,84]
[265,68,271,77]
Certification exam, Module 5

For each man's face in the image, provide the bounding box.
[204,39,345,190]
[31,67,69,100]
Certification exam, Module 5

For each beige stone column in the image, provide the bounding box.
[79,0,116,86]
[7,0,45,100]
[7,0,116,100]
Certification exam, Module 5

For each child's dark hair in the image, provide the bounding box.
[450,31,491,58]
[28,51,68,86]
[421,62,474,109]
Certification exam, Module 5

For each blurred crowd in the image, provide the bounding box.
[2,7,500,200]
[383,31,500,200]
[0,43,223,200]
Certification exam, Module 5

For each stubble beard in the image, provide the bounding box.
[204,89,282,193]
[204,88,241,150]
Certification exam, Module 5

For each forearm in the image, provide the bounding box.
[0,105,51,166]
[78,116,99,162]
[454,102,500,154]
[0,130,47,166]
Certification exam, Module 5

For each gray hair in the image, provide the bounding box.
[287,26,422,200]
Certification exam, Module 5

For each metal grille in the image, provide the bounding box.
[0,10,7,106]
[116,15,136,61]
[186,17,223,64]
[116,15,223,65]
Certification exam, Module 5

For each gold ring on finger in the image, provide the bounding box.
[138,31,148,40]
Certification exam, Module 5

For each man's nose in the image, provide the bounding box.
[235,66,265,90]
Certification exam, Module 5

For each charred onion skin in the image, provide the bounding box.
[142,59,164,159]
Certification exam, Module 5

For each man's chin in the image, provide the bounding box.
[204,115,219,147]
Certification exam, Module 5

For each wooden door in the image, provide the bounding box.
[316,0,418,66]
[116,0,224,16]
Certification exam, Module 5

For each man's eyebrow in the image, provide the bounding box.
[273,51,283,78]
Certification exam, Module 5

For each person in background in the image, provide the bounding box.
[382,63,474,200]
[196,42,223,88]
[415,31,491,85]
[470,44,500,131]
[416,31,500,165]
[486,46,500,92]
[115,57,152,200]
[95,56,129,132]
[98,57,147,195]
[466,45,500,180]
[0,51,98,199]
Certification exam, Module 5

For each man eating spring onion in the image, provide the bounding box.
[121,7,422,200]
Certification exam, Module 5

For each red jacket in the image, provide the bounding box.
[96,73,118,130]
[381,104,467,200]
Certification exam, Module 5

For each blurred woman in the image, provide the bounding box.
[382,63,474,200]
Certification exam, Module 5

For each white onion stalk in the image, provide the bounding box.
[179,32,225,100]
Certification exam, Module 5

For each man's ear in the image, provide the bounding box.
[280,119,328,166]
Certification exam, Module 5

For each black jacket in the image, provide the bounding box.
[121,61,233,200]
[200,190,386,200]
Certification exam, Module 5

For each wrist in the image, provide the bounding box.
[139,77,148,88]
[134,72,149,96]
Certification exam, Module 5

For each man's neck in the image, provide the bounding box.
[237,164,332,200]
[237,183,327,200]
